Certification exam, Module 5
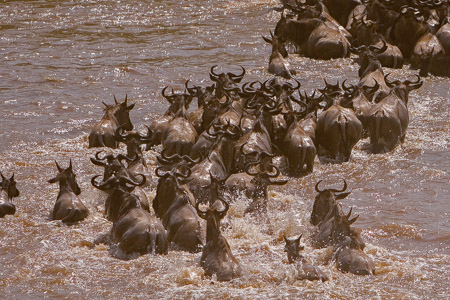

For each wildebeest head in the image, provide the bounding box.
[262,30,289,58]
[0,172,20,199]
[384,73,423,104]
[210,65,246,86]
[331,207,365,250]
[310,180,351,226]
[161,85,194,111]
[115,125,153,157]
[283,234,305,263]
[48,160,81,196]
[109,95,135,131]
[153,165,191,218]
[90,151,131,181]
[196,197,229,240]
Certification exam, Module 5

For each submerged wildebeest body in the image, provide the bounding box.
[316,104,363,161]
[48,160,88,224]
[88,95,135,149]
[334,236,375,275]
[90,151,151,212]
[284,235,328,282]
[196,199,241,281]
[366,74,423,153]
[0,172,19,218]
[262,31,296,79]
[91,174,168,255]
[153,167,204,252]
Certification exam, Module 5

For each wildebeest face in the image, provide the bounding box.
[283,235,304,263]
[115,101,135,131]
[48,160,81,196]
[0,173,20,199]
[310,180,351,226]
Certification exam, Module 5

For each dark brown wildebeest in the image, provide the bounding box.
[352,42,390,102]
[275,13,350,59]
[88,95,135,149]
[91,174,168,255]
[161,104,198,157]
[196,198,241,281]
[350,16,404,69]
[283,106,317,175]
[48,160,88,224]
[114,126,153,184]
[153,166,204,252]
[283,235,329,282]
[316,104,363,162]
[411,33,445,71]
[90,151,150,212]
[366,74,423,153]
[262,31,296,79]
[244,161,288,215]
[0,172,19,218]
[391,6,429,59]
[146,85,193,148]
[310,180,351,226]
[436,22,450,54]
[340,80,375,136]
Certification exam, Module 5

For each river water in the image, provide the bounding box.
[0,1,449,299]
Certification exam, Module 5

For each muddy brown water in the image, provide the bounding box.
[0,1,449,299]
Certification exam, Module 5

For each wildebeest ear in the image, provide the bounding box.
[336,191,351,200]
[127,103,135,111]
[48,177,58,184]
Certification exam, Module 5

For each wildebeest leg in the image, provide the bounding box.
[155,232,168,254]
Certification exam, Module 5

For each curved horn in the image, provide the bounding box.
[228,66,246,82]
[265,164,280,178]
[216,197,229,214]
[368,40,387,53]
[195,201,208,219]
[384,73,398,88]
[155,167,171,178]
[210,65,220,81]
[175,165,191,178]
[161,86,172,103]
[404,74,423,89]
[315,180,323,193]
[244,161,260,176]
[330,179,348,193]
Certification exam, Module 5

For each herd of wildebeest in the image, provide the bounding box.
[1,0,449,282]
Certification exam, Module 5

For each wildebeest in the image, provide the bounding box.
[283,109,317,175]
[196,198,241,281]
[48,160,88,224]
[90,151,150,212]
[316,104,363,161]
[88,95,135,149]
[154,166,204,252]
[0,172,19,218]
[334,235,375,275]
[310,179,351,226]
[91,174,168,255]
[262,31,296,79]
[283,235,329,282]
[366,74,423,153]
